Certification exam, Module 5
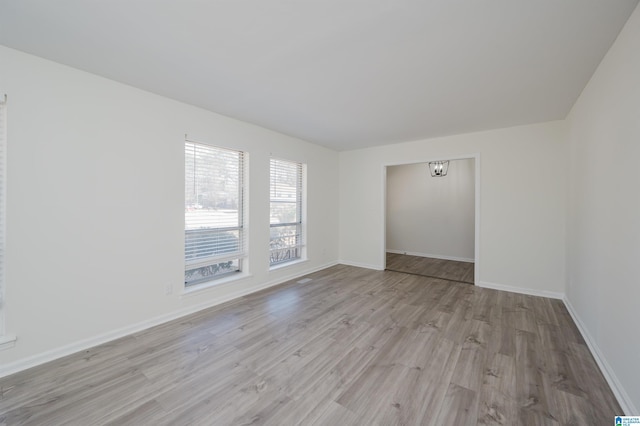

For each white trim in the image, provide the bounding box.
[182,271,253,296]
[269,157,305,268]
[0,95,7,341]
[0,261,338,379]
[476,280,564,300]
[385,249,474,263]
[381,165,388,271]
[473,155,481,286]
[381,153,481,285]
[338,260,385,271]
[184,141,248,286]
[563,297,637,415]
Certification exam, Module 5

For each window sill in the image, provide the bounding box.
[269,257,308,272]
[0,334,17,351]
[182,272,253,297]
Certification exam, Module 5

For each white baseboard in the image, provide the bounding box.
[476,280,564,300]
[338,260,384,271]
[476,281,634,413]
[563,297,637,415]
[0,261,338,379]
[386,249,474,263]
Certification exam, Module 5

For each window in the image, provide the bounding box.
[270,158,304,266]
[185,141,246,286]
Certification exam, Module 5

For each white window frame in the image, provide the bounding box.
[269,157,306,268]
[0,94,15,350]
[184,139,247,288]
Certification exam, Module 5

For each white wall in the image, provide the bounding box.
[565,3,640,413]
[339,121,567,296]
[386,159,475,262]
[0,45,339,370]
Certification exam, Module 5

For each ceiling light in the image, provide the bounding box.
[428,161,449,177]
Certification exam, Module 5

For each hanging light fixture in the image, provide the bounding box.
[428,161,449,177]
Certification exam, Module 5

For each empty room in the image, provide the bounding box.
[0,1,639,425]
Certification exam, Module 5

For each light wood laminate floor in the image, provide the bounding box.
[0,265,621,425]
[386,252,475,284]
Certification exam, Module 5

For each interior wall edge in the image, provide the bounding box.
[563,296,637,415]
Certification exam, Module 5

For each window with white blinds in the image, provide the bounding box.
[185,141,245,286]
[0,96,6,335]
[270,158,304,266]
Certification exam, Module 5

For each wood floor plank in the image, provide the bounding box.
[302,399,359,426]
[103,400,169,426]
[477,388,517,425]
[477,352,517,425]
[566,341,623,423]
[452,346,487,392]
[518,407,561,426]
[0,264,622,425]
[514,329,558,421]
[335,362,408,422]
[434,383,478,426]
[486,325,516,358]
[368,364,429,425]
[551,389,598,426]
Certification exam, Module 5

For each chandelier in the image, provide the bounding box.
[428,161,449,177]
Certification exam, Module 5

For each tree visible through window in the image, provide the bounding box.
[270,158,304,266]
[185,141,245,286]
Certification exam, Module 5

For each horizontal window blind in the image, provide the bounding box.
[185,141,245,286]
[270,158,303,266]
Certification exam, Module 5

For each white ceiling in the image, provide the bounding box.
[0,1,638,151]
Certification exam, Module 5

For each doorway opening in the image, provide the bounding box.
[383,156,479,285]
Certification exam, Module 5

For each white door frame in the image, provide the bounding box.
[382,153,480,284]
